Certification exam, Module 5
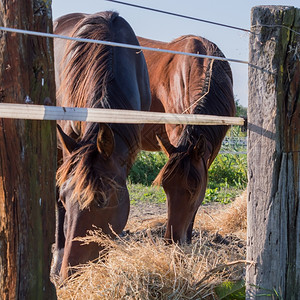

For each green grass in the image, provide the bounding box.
[205,153,247,204]
[127,183,166,204]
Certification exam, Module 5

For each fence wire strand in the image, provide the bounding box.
[105,0,251,33]
[0,26,250,65]
[106,0,300,36]
[0,25,274,74]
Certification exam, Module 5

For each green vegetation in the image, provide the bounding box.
[215,280,245,299]
[127,183,166,204]
[235,98,247,119]
[205,125,247,204]
[204,99,247,203]
[128,151,167,204]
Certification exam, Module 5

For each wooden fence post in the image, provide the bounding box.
[247,5,300,299]
[0,0,56,299]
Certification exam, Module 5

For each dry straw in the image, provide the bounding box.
[53,190,249,299]
[196,189,247,240]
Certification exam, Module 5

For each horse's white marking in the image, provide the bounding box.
[51,247,64,277]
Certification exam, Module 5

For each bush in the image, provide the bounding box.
[208,154,247,188]
[205,153,247,204]
[129,151,167,186]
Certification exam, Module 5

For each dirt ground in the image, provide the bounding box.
[125,190,247,260]
[127,190,247,237]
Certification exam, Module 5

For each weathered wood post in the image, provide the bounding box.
[247,5,299,299]
[0,0,57,299]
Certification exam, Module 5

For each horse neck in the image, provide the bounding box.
[111,123,141,175]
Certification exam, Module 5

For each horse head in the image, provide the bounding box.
[155,133,211,244]
[56,124,130,280]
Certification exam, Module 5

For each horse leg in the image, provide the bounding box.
[56,199,66,249]
[186,211,197,243]
[51,195,66,277]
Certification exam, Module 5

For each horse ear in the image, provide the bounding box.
[97,123,114,159]
[57,124,78,154]
[156,135,175,157]
[193,135,207,161]
[70,120,81,137]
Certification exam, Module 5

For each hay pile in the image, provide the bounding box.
[54,190,248,299]
[196,189,247,240]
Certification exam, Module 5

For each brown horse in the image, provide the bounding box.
[52,12,151,280]
[138,36,235,243]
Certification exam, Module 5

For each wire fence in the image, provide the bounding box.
[106,0,300,36]
[0,26,250,66]
[105,0,300,37]
[0,4,296,82]
[0,4,264,130]
[3,3,295,76]
[220,137,247,155]
[105,0,251,33]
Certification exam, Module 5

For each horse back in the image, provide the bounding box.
[54,12,150,112]
[139,35,232,113]
[139,35,235,150]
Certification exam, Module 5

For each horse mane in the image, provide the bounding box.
[154,148,207,197]
[56,143,121,209]
[58,11,117,109]
[186,37,235,155]
[56,11,140,208]
[154,36,235,191]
